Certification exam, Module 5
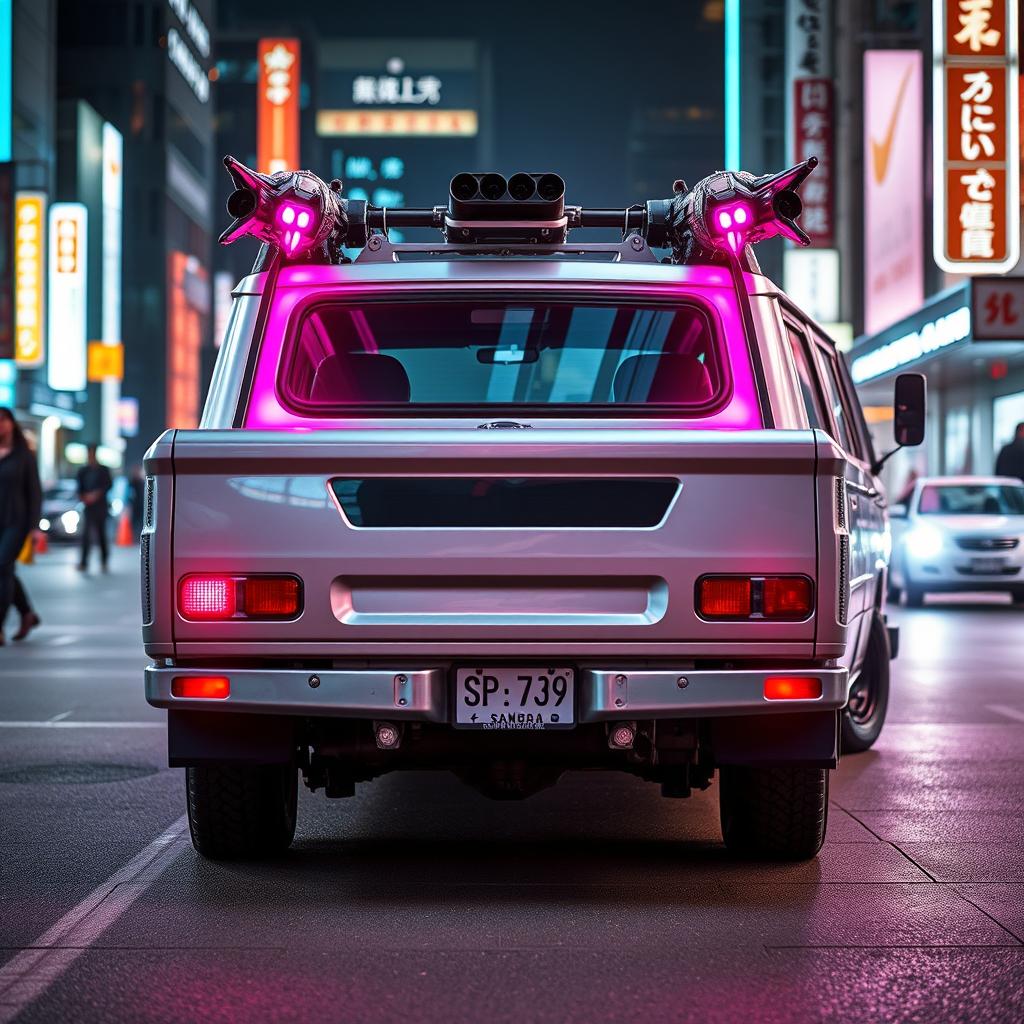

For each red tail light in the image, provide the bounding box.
[171,676,230,699]
[764,676,822,700]
[698,578,752,618]
[696,576,814,620]
[762,576,813,618]
[178,574,303,621]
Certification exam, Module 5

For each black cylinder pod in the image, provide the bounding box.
[450,173,479,202]
[508,173,536,201]
[226,188,257,219]
[536,173,565,203]
[479,173,508,200]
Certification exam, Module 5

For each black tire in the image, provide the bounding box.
[904,583,926,607]
[1010,588,1024,606]
[186,763,298,859]
[841,611,891,753]
[886,584,902,605]
[719,764,829,860]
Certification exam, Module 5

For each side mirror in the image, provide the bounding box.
[889,503,908,519]
[894,373,926,447]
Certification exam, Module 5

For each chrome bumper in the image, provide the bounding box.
[145,666,848,720]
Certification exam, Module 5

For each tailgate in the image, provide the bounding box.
[149,428,845,657]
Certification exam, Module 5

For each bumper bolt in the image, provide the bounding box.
[308,674,320,689]
[677,676,689,689]
[395,674,408,684]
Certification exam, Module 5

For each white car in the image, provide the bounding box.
[889,476,1024,606]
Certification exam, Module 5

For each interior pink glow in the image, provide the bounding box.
[243,270,764,432]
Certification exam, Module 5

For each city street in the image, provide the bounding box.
[0,549,1022,1023]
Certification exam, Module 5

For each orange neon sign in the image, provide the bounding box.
[257,38,300,175]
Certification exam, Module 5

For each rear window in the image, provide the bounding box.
[281,298,726,412]
[918,484,1024,515]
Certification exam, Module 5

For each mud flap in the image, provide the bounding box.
[711,710,838,768]
[168,710,297,767]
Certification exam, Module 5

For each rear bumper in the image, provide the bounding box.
[145,665,848,720]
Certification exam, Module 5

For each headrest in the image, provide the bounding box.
[310,352,411,403]
[612,353,713,404]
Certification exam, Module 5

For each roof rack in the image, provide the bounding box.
[218,156,819,271]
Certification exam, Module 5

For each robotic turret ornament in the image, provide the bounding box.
[217,156,351,262]
[664,156,819,265]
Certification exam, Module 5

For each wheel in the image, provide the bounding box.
[719,764,829,860]
[904,583,925,607]
[841,611,891,753]
[186,763,298,859]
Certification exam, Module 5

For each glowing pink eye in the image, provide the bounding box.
[718,210,733,229]
[281,206,296,225]
[296,210,311,229]
[733,205,749,225]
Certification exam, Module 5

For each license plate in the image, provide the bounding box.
[454,668,575,729]
[970,557,1007,573]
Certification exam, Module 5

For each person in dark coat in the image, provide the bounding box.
[995,423,1024,483]
[0,408,42,644]
[76,445,114,572]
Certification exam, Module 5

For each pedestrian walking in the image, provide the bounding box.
[76,445,113,572]
[0,408,42,644]
[995,422,1024,483]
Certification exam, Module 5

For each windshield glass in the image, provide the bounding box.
[918,484,1024,516]
[282,298,726,411]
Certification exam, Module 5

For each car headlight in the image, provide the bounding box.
[61,509,80,534]
[906,524,943,559]
[39,518,50,531]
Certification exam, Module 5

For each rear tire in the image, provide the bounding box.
[719,764,829,860]
[841,611,890,753]
[186,763,297,859]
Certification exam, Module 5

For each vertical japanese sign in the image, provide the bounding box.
[257,38,300,175]
[101,121,123,447]
[933,0,1019,273]
[47,203,88,393]
[786,0,834,246]
[14,191,46,366]
[864,51,924,335]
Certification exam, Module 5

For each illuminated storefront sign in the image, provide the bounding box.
[87,341,124,382]
[316,109,477,138]
[971,277,1024,339]
[257,38,300,174]
[0,163,11,359]
[101,122,123,446]
[784,248,840,323]
[167,251,207,429]
[47,203,88,393]
[786,0,834,246]
[14,191,45,366]
[863,50,924,335]
[0,360,15,407]
[932,0,1020,273]
[852,304,971,383]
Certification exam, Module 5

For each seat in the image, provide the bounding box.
[612,353,713,404]
[310,352,411,403]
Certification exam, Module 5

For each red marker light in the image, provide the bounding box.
[698,577,752,618]
[764,676,822,700]
[243,577,301,617]
[179,576,235,620]
[171,676,230,699]
[762,576,814,618]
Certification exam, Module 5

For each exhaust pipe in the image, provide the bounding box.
[508,173,536,201]
[450,173,480,202]
[536,173,565,203]
[479,173,508,200]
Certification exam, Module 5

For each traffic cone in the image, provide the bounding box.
[116,513,134,547]
[34,530,48,555]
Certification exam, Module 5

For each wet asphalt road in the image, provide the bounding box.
[1,546,1023,1023]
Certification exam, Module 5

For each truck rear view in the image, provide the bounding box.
[143,158,905,861]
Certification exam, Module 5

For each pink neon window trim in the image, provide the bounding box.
[243,271,765,431]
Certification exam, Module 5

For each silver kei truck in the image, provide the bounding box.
[141,157,926,861]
